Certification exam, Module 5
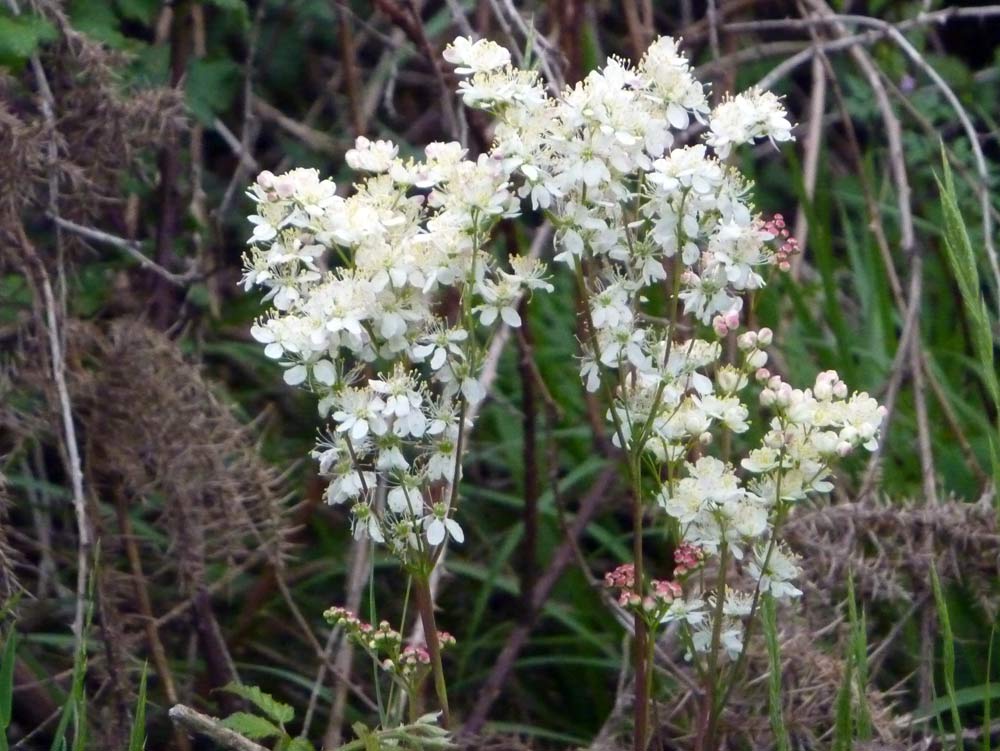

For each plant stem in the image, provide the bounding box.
[414,575,450,728]
[703,539,730,751]
[632,456,649,751]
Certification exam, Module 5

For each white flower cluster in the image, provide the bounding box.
[243,136,552,558]
[443,34,882,661]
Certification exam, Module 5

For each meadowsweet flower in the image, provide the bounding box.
[443,36,511,75]
[422,502,464,545]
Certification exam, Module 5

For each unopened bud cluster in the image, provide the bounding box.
[324,607,455,684]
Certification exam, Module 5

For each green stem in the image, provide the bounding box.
[631,454,650,751]
[703,539,730,751]
[413,575,450,729]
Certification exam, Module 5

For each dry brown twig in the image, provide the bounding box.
[741,7,1000,310]
[170,704,270,751]
[48,214,195,286]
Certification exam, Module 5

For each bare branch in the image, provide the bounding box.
[48,215,194,286]
[169,705,270,751]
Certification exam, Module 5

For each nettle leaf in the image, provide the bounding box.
[68,0,127,48]
[204,0,248,11]
[186,58,241,125]
[203,0,249,26]
[286,738,316,751]
[115,0,160,25]
[0,11,57,68]
[222,683,294,725]
[220,713,283,740]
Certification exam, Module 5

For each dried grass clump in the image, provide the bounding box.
[593,619,903,751]
[0,470,20,602]
[786,495,1000,615]
[719,620,902,751]
[0,6,184,225]
[62,318,292,590]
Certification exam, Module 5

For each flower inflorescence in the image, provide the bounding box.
[248,31,886,679]
[440,32,884,661]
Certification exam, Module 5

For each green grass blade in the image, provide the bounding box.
[847,573,872,740]
[986,626,995,751]
[129,662,148,751]
[0,630,15,751]
[935,145,1000,492]
[833,617,854,751]
[761,592,790,751]
[931,563,963,751]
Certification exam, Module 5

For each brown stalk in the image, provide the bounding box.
[152,0,192,329]
[338,5,365,137]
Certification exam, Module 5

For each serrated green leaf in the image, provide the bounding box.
[68,0,127,48]
[287,738,315,751]
[115,0,159,24]
[0,12,57,67]
[186,58,241,125]
[222,683,294,724]
[220,712,282,740]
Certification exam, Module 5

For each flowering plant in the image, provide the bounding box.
[445,34,886,749]
[244,31,886,750]
[242,121,553,724]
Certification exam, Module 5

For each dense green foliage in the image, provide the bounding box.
[1,1,999,749]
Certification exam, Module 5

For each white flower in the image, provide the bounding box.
[443,36,512,75]
[332,388,388,441]
[422,502,464,545]
[662,597,706,626]
[748,544,802,601]
[387,476,424,516]
[706,88,794,159]
[346,136,399,173]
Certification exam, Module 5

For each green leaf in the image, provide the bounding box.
[222,683,294,724]
[204,0,248,12]
[0,630,16,731]
[185,58,241,125]
[220,712,283,740]
[115,0,160,24]
[287,738,315,751]
[128,663,148,751]
[68,0,127,48]
[0,12,57,68]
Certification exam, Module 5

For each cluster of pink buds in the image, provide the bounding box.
[325,605,456,685]
[711,309,742,337]
[390,644,431,679]
[604,564,683,624]
[604,563,635,591]
[764,213,800,272]
[673,543,705,577]
[324,607,403,652]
